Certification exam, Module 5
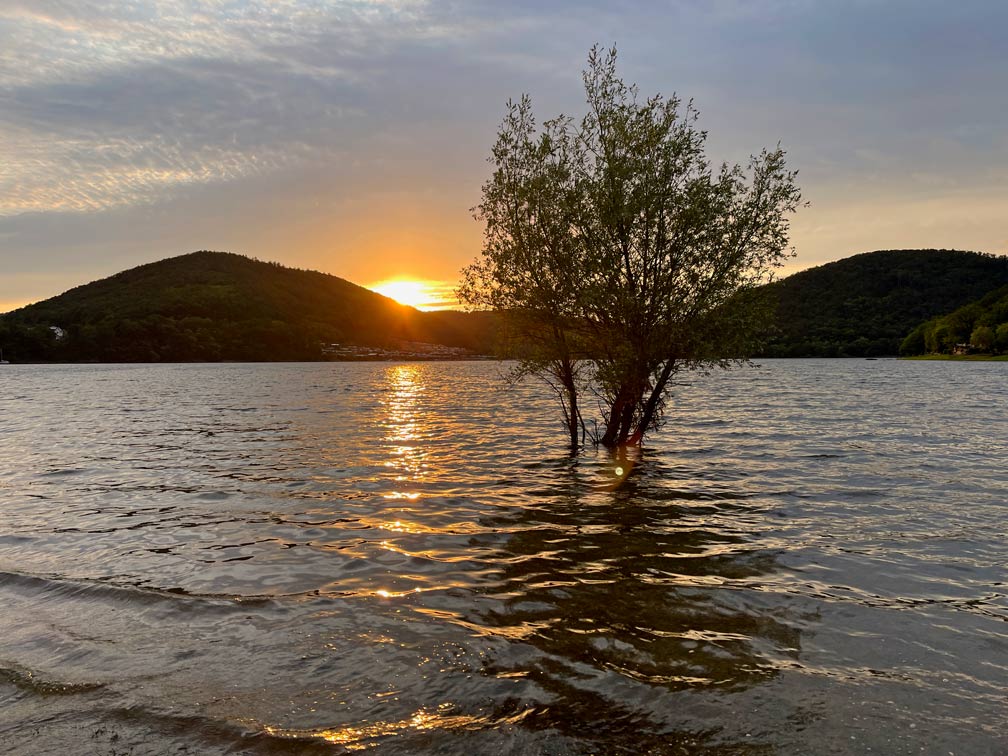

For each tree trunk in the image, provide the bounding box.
[616,399,636,445]
[599,390,628,448]
[600,380,642,448]
[562,362,580,451]
[627,359,676,445]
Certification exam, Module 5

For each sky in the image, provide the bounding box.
[1,0,1007,311]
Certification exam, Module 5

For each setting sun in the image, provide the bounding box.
[368,279,456,310]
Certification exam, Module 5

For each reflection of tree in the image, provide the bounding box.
[471,455,800,752]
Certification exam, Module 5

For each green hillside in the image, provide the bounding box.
[4,248,1007,363]
[0,251,495,362]
[761,249,1008,357]
[900,284,1008,356]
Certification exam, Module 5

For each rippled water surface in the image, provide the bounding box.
[1,360,1006,755]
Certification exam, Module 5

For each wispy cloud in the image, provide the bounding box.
[0,0,451,216]
[0,1,443,87]
[0,127,300,215]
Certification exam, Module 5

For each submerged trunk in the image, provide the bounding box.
[566,384,579,450]
[627,359,677,445]
[561,360,580,451]
[599,360,678,448]
[616,399,636,445]
[599,378,644,448]
[550,320,581,451]
[599,390,628,448]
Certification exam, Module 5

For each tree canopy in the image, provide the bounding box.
[901,283,1008,356]
[459,46,802,448]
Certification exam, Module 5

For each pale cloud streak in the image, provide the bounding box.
[0,1,436,87]
[0,125,306,215]
[0,0,443,216]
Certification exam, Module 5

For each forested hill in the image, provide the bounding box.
[6,248,1008,363]
[0,251,495,362]
[900,284,1008,356]
[761,249,1008,357]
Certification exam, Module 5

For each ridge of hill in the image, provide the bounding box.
[761,249,1008,357]
[0,251,493,362]
[4,248,1007,363]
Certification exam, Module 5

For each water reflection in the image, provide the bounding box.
[600,444,642,491]
[455,455,801,749]
[380,364,429,482]
[264,706,510,751]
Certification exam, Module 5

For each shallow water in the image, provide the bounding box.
[0,359,1006,755]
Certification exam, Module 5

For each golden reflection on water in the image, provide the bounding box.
[263,706,502,750]
[381,364,429,483]
[375,587,421,598]
[598,445,642,491]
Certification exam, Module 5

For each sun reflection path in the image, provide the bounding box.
[263,705,508,751]
[380,364,429,485]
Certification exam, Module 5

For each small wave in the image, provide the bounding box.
[6,697,341,755]
[260,705,535,752]
[0,665,104,696]
[40,467,87,477]
[0,570,281,612]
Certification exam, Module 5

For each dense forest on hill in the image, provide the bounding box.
[4,248,1008,363]
[0,252,495,362]
[761,249,1008,357]
[900,284,1008,356]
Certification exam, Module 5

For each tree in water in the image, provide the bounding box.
[458,95,589,449]
[460,46,802,449]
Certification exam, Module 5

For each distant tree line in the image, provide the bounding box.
[760,249,1008,357]
[0,314,327,362]
[0,251,494,363]
[900,284,1008,356]
[5,247,1007,366]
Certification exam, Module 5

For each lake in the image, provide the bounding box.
[1,359,1006,755]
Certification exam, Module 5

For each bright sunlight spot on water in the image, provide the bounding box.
[264,707,491,749]
[382,364,428,482]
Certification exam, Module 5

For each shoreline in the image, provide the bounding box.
[901,354,1008,361]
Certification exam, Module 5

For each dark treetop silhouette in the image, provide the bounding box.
[459,46,802,449]
[900,281,1008,356]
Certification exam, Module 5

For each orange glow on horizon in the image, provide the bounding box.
[367,278,457,310]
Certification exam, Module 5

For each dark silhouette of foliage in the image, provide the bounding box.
[5,248,1005,367]
[900,282,1008,356]
[762,249,1008,357]
[460,46,801,449]
[0,251,496,363]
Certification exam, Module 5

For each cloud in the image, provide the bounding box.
[0,0,457,216]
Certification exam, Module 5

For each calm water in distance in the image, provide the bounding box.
[0,360,1006,755]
